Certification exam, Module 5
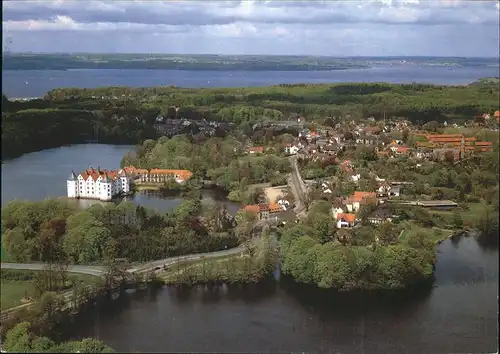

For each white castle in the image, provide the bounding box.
[67,167,130,201]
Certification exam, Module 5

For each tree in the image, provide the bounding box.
[75,338,115,353]
[3,322,32,353]
[336,228,352,246]
[376,222,399,245]
[402,128,409,142]
[444,150,456,164]
[355,145,377,161]
[452,210,463,229]
[301,190,314,212]
[310,213,336,244]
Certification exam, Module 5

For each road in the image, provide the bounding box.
[0,263,106,277]
[0,246,250,319]
[1,245,247,277]
[288,156,308,217]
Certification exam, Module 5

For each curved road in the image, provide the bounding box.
[1,245,247,277]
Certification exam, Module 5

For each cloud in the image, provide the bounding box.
[2,0,499,56]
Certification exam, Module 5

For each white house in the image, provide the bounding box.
[345,192,377,212]
[67,167,130,201]
[335,213,356,228]
[284,144,300,155]
[332,207,344,219]
[277,199,291,210]
[350,174,361,183]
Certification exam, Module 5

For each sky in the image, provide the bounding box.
[2,0,500,57]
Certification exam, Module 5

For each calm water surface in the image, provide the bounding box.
[3,65,500,98]
[68,235,498,353]
[2,145,498,353]
[1,144,240,214]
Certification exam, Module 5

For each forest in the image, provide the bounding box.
[121,135,291,200]
[3,81,498,159]
[278,200,437,290]
[1,198,238,264]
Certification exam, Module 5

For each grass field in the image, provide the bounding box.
[1,280,36,310]
[429,202,492,226]
[1,271,100,311]
[398,220,454,244]
[0,243,11,262]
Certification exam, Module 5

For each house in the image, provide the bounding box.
[342,160,354,172]
[67,167,130,201]
[120,166,149,177]
[321,144,338,155]
[393,146,409,156]
[415,148,433,159]
[277,199,291,210]
[248,146,265,154]
[284,144,300,155]
[367,206,395,225]
[243,203,284,220]
[356,136,378,145]
[365,126,381,135]
[377,183,401,198]
[332,207,345,219]
[138,169,193,184]
[350,174,361,183]
[316,139,329,147]
[345,191,377,212]
[330,134,344,144]
[369,172,385,182]
[336,213,356,228]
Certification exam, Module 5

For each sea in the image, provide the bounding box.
[2,64,499,98]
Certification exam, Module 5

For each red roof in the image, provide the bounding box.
[352,191,377,203]
[149,169,193,181]
[396,146,409,153]
[80,168,118,181]
[243,205,260,214]
[494,110,500,118]
[336,213,356,223]
[248,146,265,153]
[122,166,148,174]
[243,203,283,214]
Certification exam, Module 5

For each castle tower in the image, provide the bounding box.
[67,171,78,198]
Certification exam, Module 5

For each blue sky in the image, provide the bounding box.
[3,0,500,57]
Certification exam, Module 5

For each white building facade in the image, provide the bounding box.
[67,167,130,201]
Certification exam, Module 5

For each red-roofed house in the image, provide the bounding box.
[247,146,265,154]
[394,146,409,155]
[345,192,378,212]
[242,203,285,220]
[336,213,356,228]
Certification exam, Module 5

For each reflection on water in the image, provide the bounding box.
[1,144,241,214]
[67,234,498,354]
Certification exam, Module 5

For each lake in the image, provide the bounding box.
[0,144,241,214]
[66,235,498,353]
[3,65,500,98]
[2,145,498,352]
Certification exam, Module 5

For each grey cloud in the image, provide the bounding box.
[3,1,499,27]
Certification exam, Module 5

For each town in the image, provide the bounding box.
[68,109,499,236]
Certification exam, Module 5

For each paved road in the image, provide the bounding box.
[0,263,106,277]
[1,246,246,277]
[128,245,246,274]
[288,156,307,216]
